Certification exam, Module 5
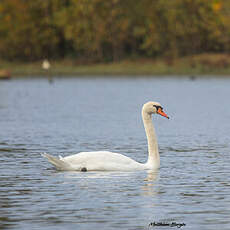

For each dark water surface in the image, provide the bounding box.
[0,77,230,230]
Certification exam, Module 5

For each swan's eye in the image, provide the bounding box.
[153,105,163,111]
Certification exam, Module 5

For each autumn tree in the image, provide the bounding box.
[0,0,229,61]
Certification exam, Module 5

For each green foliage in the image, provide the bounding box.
[0,0,229,61]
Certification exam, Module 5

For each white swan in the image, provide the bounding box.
[42,101,169,171]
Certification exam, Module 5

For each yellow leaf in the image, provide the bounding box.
[213,2,221,11]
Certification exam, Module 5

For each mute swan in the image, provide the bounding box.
[42,101,169,171]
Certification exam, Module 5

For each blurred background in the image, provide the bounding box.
[1,0,230,77]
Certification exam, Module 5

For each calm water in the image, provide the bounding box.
[0,77,230,230]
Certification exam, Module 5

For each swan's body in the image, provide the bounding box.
[42,101,169,171]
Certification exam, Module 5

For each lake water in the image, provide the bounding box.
[0,77,230,230]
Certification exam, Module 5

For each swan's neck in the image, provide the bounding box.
[142,111,160,168]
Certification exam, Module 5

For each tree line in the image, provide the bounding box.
[0,0,229,62]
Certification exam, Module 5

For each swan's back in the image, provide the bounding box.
[64,151,144,171]
[43,151,145,171]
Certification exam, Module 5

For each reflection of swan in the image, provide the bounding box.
[42,102,169,171]
[142,171,159,196]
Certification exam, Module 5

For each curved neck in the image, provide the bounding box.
[142,111,160,168]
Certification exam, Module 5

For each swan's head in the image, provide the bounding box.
[143,101,169,119]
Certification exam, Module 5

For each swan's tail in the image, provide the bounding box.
[41,153,73,171]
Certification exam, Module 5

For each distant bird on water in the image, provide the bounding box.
[42,59,50,70]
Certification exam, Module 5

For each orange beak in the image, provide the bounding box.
[157,108,169,119]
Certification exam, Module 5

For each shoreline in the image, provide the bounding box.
[1,54,230,77]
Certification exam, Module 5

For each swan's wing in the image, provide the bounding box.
[63,151,136,164]
[63,151,143,171]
